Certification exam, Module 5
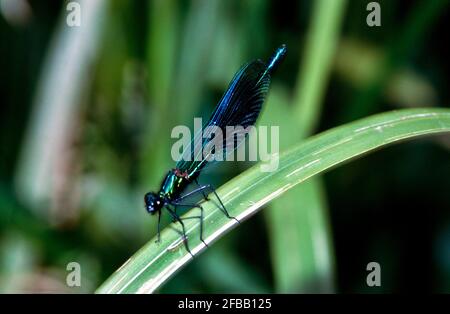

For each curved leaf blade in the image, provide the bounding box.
[97,108,450,294]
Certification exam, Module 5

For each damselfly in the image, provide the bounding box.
[144,45,287,255]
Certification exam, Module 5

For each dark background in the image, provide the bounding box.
[0,0,449,293]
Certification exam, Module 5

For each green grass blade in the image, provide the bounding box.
[267,178,334,292]
[262,87,336,292]
[147,0,178,110]
[96,108,450,294]
[264,0,347,292]
[292,0,348,138]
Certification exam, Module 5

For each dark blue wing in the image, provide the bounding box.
[176,45,286,176]
[176,60,269,175]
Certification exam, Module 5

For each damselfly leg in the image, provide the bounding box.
[171,202,208,248]
[165,206,194,257]
[177,182,240,223]
[162,184,239,255]
[194,179,210,201]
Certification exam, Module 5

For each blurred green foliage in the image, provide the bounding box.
[0,0,449,293]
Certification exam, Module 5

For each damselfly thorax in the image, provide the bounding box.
[160,169,197,200]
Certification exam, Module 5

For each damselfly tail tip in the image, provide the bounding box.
[278,44,287,54]
[267,44,287,74]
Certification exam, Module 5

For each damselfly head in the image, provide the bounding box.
[144,192,163,214]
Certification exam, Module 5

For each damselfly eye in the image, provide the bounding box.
[144,192,160,214]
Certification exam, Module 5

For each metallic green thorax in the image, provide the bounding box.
[159,169,197,200]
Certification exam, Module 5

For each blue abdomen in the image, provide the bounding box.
[266,44,287,74]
